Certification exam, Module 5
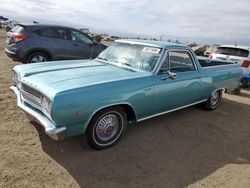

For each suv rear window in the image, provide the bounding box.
[10,25,25,33]
[215,47,249,57]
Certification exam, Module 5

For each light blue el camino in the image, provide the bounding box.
[11,40,242,149]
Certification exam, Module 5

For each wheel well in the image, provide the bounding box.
[25,50,52,62]
[89,104,137,125]
[218,88,225,94]
[119,104,137,123]
[212,88,224,95]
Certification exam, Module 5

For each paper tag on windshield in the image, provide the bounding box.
[143,47,161,54]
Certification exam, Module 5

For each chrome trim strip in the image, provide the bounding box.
[137,99,207,122]
[201,64,238,69]
[10,86,66,140]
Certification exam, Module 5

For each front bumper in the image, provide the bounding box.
[10,86,66,140]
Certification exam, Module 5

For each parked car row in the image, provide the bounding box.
[1,19,21,31]
[5,23,107,63]
[4,23,250,83]
[0,20,12,31]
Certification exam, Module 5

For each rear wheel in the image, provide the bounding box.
[203,90,222,110]
[86,106,127,150]
[241,79,249,88]
[26,52,50,63]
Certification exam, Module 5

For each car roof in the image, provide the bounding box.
[115,39,187,49]
[17,23,79,30]
[219,45,250,51]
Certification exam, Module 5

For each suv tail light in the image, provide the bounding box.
[241,60,250,68]
[10,33,27,42]
[208,54,213,59]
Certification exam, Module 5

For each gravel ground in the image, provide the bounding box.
[0,29,250,188]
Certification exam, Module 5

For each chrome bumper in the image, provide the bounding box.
[10,86,66,140]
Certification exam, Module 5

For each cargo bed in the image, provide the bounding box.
[197,56,236,67]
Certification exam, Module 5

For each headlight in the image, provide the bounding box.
[40,96,52,114]
[11,71,18,85]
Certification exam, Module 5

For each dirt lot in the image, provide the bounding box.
[0,29,250,188]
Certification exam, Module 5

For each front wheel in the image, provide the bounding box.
[203,90,222,110]
[86,106,127,150]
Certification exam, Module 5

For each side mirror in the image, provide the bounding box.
[94,35,102,43]
[160,71,177,80]
[167,71,177,80]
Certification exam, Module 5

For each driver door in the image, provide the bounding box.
[151,50,202,114]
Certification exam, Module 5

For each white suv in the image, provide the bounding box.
[211,45,250,75]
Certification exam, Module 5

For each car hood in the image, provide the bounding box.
[14,59,151,98]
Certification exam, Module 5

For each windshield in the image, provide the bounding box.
[215,47,249,57]
[96,42,163,72]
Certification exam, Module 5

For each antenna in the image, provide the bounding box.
[234,41,237,46]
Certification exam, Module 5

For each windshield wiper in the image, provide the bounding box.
[96,57,108,62]
[114,61,136,72]
[114,61,131,67]
[122,62,132,67]
[97,58,136,72]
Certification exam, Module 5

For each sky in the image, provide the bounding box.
[1,0,250,45]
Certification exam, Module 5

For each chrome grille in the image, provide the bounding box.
[20,83,42,111]
[21,83,42,98]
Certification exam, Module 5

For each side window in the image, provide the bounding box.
[54,29,69,40]
[38,29,55,38]
[70,30,92,44]
[169,51,196,72]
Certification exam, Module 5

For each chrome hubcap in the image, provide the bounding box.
[210,91,219,106]
[96,114,120,141]
[31,55,47,63]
